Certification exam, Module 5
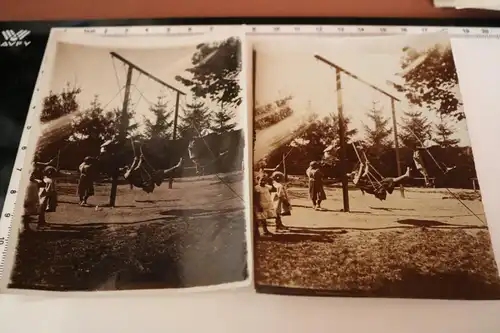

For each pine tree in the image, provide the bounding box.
[144,96,173,139]
[399,109,433,148]
[363,101,393,150]
[40,83,81,123]
[434,115,460,148]
[71,96,115,145]
[179,100,211,138]
[111,104,140,140]
[211,103,236,134]
[324,112,358,146]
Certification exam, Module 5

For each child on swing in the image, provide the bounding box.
[351,162,411,201]
[124,153,183,193]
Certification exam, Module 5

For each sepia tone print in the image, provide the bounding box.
[252,33,500,299]
[5,36,249,292]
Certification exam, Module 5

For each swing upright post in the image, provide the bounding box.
[335,68,350,212]
[314,55,351,212]
[109,65,133,207]
[110,52,186,197]
[390,98,405,198]
[168,91,181,189]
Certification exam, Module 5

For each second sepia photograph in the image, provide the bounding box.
[251,33,500,300]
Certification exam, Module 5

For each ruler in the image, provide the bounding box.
[62,24,500,38]
[0,22,499,282]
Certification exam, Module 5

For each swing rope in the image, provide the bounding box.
[351,143,383,189]
[187,112,244,203]
[397,122,485,224]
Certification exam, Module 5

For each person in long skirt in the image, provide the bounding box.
[306,161,327,210]
[78,156,98,206]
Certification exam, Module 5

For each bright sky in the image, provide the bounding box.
[49,41,243,134]
[252,33,471,148]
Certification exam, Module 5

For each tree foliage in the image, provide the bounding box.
[40,84,81,123]
[71,96,116,152]
[178,100,211,139]
[144,95,173,140]
[399,109,433,148]
[434,115,460,148]
[394,43,464,120]
[211,105,236,134]
[175,37,242,107]
[363,101,393,151]
[72,96,114,139]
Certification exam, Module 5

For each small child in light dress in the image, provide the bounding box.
[254,174,275,236]
[38,166,58,227]
[270,171,291,230]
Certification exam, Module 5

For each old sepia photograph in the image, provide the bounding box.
[4,34,249,292]
[252,33,500,299]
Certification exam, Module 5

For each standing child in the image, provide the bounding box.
[253,175,274,237]
[270,171,290,231]
[306,161,327,210]
[38,166,58,228]
[78,156,98,206]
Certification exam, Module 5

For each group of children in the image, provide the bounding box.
[23,157,59,230]
[123,154,183,194]
[253,169,291,237]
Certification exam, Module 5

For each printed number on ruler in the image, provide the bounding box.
[246,25,500,38]
[76,24,500,38]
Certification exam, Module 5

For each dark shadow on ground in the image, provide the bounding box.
[159,207,242,217]
[99,204,137,208]
[370,207,416,212]
[291,204,372,214]
[397,219,488,229]
[268,222,488,236]
[135,199,179,203]
[57,201,139,208]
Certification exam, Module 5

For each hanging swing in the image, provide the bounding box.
[351,143,385,189]
[124,139,161,193]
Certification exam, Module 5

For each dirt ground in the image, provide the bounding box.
[9,172,248,291]
[283,186,486,230]
[255,185,500,300]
